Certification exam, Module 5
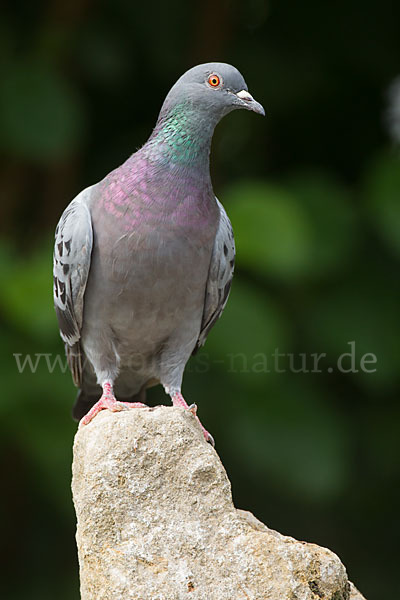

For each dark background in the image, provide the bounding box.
[1,1,399,598]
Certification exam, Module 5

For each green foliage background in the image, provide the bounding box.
[1,1,399,598]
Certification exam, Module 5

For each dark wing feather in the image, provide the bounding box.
[53,188,93,384]
[194,198,235,352]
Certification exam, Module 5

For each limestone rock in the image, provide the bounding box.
[72,406,366,600]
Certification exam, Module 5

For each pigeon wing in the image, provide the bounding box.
[53,189,93,383]
[194,198,235,352]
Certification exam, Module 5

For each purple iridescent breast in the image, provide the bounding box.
[98,152,218,235]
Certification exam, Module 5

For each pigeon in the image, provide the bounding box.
[53,62,264,445]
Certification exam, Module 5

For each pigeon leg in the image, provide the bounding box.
[79,382,146,427]
[170,391,215,447]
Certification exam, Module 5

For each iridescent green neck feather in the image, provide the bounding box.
[144,102,217,170]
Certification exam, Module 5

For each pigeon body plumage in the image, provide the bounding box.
[53,63,264,443]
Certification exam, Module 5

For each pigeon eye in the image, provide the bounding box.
[208,74,221,87]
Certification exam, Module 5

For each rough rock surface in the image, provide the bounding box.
[72,407,366,600]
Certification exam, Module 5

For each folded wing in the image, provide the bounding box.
[194,198,235,352]
[53,188,93,384]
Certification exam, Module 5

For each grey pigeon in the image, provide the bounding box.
[53,62,264,444]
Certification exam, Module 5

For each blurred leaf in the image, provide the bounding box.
[226,181,313,280]
[0,59,85,161]
[225,175,358,282]
[286,171,359,277]
[364,150,400,258]
[0,240,58,342]
[204,278,291,385]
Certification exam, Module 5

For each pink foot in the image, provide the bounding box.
[79,383,146,427]
[171,392,215,447]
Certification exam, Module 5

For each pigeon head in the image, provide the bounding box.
[163,62,265,119]
[145,63,264,167]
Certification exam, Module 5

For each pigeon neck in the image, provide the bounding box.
[144,103,217,174]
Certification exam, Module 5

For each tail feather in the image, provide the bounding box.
[66,342,83,387]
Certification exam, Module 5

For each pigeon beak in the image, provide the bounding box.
[235,90,265,116]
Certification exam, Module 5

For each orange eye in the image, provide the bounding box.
[208,74,221,87]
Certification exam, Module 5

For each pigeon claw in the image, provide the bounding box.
[188,403,198,416]
[205,430,215,447]
[79,395,147,428]
[170,392,215,447]
[79,394,121,427]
